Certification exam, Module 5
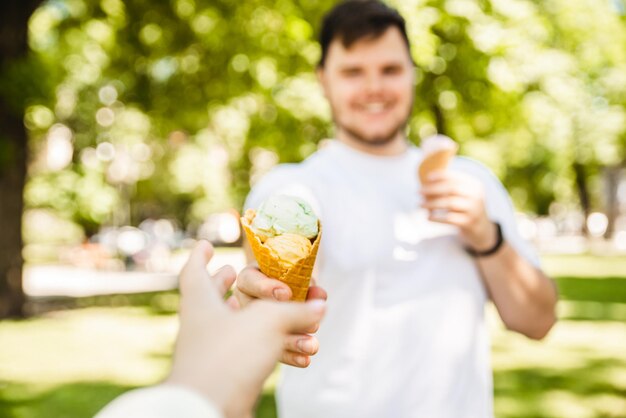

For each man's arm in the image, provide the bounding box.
[474,236,557,339]
[421,171,557,340]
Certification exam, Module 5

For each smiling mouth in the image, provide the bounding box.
[359,102,389,114]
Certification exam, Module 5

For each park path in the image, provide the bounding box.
[23,249,247,298]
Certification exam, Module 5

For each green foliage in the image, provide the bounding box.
[25,169,119,228]
[19,0,626,233]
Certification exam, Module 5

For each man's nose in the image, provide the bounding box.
[364,73,383,94]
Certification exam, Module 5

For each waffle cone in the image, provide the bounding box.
[241,216,321,302]
[418,147,457,183]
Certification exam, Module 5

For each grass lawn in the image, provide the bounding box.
[1,254,625,417]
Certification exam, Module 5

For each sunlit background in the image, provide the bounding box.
[1,0,625,417]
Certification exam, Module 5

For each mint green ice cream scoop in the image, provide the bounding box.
[251,195,319,239]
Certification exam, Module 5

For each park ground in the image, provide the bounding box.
[0,252,625,418]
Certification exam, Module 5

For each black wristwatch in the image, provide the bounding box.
[464,222,504,257]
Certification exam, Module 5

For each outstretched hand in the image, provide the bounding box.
[166,241,326,418]
[230,262,327,368]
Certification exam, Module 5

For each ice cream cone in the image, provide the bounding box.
[418,135,458,183]
[241,213,321,302]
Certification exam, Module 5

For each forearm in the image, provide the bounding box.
[476,242,557,339]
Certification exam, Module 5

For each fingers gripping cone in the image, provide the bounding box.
[418,134,458,183]
[241,212,322,302]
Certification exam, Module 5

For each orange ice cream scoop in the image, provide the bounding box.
[240,195,322,302]
[265,233,312,268]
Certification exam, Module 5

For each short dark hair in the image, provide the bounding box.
[318,0,411,67]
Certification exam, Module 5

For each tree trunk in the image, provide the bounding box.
[0,0,43,318]
[0,108,27,318]
[604,165,621,239]
[573,162,590,237]
[432,104,447,136]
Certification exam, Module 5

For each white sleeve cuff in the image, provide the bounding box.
[95,385,223,418]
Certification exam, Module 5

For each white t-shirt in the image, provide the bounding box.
[245,140,539,418]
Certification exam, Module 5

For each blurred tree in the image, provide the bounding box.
[24,0,336,230]
[399,0,626,223]
[0,0,44,317]
[531,0,626,234]
[23,0,625,226]
[2,0,624,314]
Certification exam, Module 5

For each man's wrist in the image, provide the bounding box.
[464,222,504,257]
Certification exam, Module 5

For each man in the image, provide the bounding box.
[234,1,557,417]
[96,241,326,418]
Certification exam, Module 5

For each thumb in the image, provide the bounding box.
[179,240,214,295]
[272,300,326,333]
[188,239,214,266]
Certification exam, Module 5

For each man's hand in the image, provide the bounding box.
[166,241,326,418]
[420,170,498,252]
[229,264,327,368]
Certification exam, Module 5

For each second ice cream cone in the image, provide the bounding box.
[418,135,458,183]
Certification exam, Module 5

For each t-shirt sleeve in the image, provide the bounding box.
[462,159,541,268]
[94,385,223,418]
[244,165,322,219]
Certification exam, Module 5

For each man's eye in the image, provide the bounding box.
[384,67,402,75]
[342,69,361,77]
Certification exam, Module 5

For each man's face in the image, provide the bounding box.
[318,27,415,149]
